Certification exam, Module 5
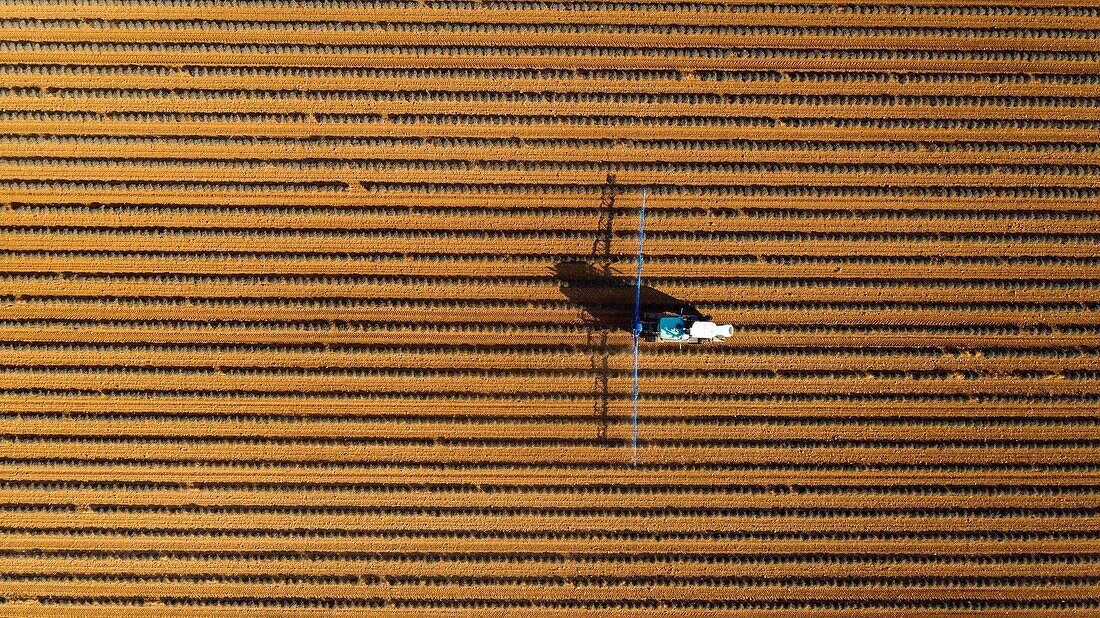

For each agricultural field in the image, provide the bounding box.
[1,0,1100,614]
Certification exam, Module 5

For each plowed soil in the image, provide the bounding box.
[1,0,1100,615]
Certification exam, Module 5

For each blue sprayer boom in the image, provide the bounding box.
[629,189,734,466]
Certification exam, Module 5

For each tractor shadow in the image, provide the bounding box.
[558,177,701,446]
[552,260,701,334]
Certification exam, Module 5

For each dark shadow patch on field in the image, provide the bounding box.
[553,260,700,334]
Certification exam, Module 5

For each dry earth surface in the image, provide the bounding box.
[0,0,1099,615]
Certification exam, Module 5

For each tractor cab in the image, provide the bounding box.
[639,311,734,344]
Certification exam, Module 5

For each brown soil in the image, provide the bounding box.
[1,1,1100,615]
